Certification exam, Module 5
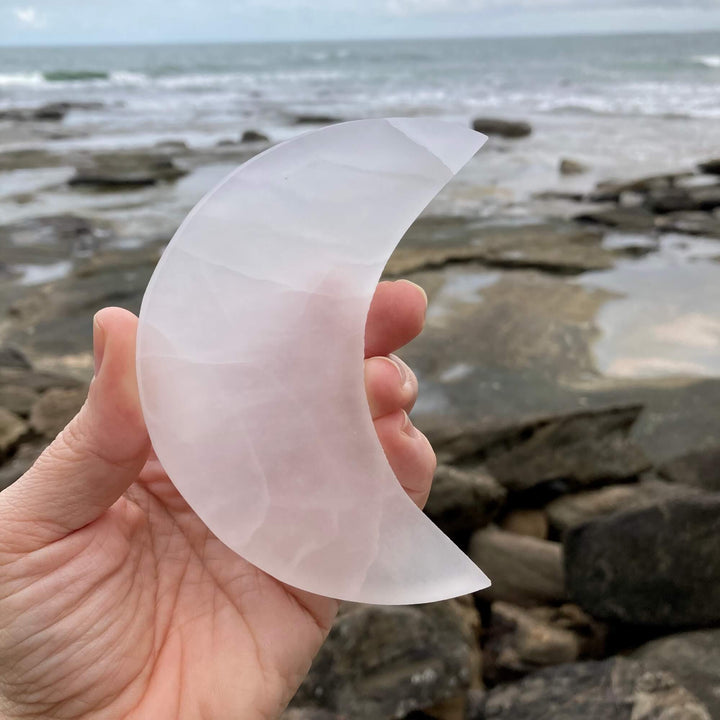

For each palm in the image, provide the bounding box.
[0,283,434,720]
[1,461,335,719]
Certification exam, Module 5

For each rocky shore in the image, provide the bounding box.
[1,114,719,719]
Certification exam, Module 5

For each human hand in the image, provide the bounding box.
[0,280,435,720]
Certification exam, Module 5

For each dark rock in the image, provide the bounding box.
[0,102,79,122]
[545,476,699,533]
[499,510,548,539]
[387,221,612,277]
[240,129,269,143]
[575,206,656,231]
[424,465,506,540]
[565,494,720,627]
[479,657,711,719]
[0,215,100,265]
[468,527,565,606]
[0,408,27,460]
[291,599,480,720]
[588,172,692,202]
[633,629,720,718]
[645,184,720,214]
[559,158,587,176]
[698,158,720,175]
[654,210,720,237]
[456,405,649,497]
[471,118,532,138]
[465,689,486,720]
[69,151,187,189]
[0,347,32,370]
[659,445,720,492]
[293,114,343,125]
[30,387,86,439]
[0,148,63,171]
[0,441,45,491]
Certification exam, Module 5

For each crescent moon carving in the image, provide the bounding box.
[136,118,490,604]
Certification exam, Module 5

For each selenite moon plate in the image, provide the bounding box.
[137,118,491,604]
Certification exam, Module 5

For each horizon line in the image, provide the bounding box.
[2,26,720,49]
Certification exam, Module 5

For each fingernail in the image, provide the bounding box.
[401,410,421,439]
[388,353,410,387]
[93,314,106,376]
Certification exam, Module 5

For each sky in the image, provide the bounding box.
[2,0,720,45]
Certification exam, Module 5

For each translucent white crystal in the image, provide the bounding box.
[136,118,490,604]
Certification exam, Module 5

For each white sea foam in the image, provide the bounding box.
[0,72,44,86]
[692,55,720,68]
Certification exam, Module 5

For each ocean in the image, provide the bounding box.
[1,32,719,168]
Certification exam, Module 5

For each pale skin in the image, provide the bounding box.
[0,280,436,720]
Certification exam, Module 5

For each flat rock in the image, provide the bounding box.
[633,629,720,718]
[588,172,692,202]
[291,599,480,720]
[30,387,86,439]
[0,347,32,370]
[659,445,720,492]
[654,210,720,237]
[574,206,656,231]
[545,476,699,533]
[646,184,720,213]
[387,221,613,277]
[69,151,187,189]
[0,407,27,460]
[424,465,506,540]
[471,118,532,138]
[0,367,83,393]
[0,385,38,417]
[476,657,711,720]
[468,526,565,606]
[565,494,720,627]
[0,215,100,265]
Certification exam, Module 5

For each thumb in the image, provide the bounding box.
[0,308,151,553]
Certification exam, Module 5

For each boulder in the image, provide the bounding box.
[558,158,587,176]
[698,158,720,175]
[483,602,582,684]
[645,185,720,213]
[499,509,548,539]
[545,476,699,533]
[0,408,27,460]
[633,629,720,718]
[588,172,692,202]
[468,526,565,606]
[30,387,86,439]
[476,658,711,720]
[69,151,187,189]
[479,405,649,497]
[659,445,720,492]
[471,118,532,138]
[424,465,506,540]
[565,494,720,627]
[291,599,480,720]
[240,129,269,143]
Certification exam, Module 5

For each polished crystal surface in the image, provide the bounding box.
[136,118,490,603]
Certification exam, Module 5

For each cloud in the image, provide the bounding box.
[13,5,46,26]
[386,0,718,13]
